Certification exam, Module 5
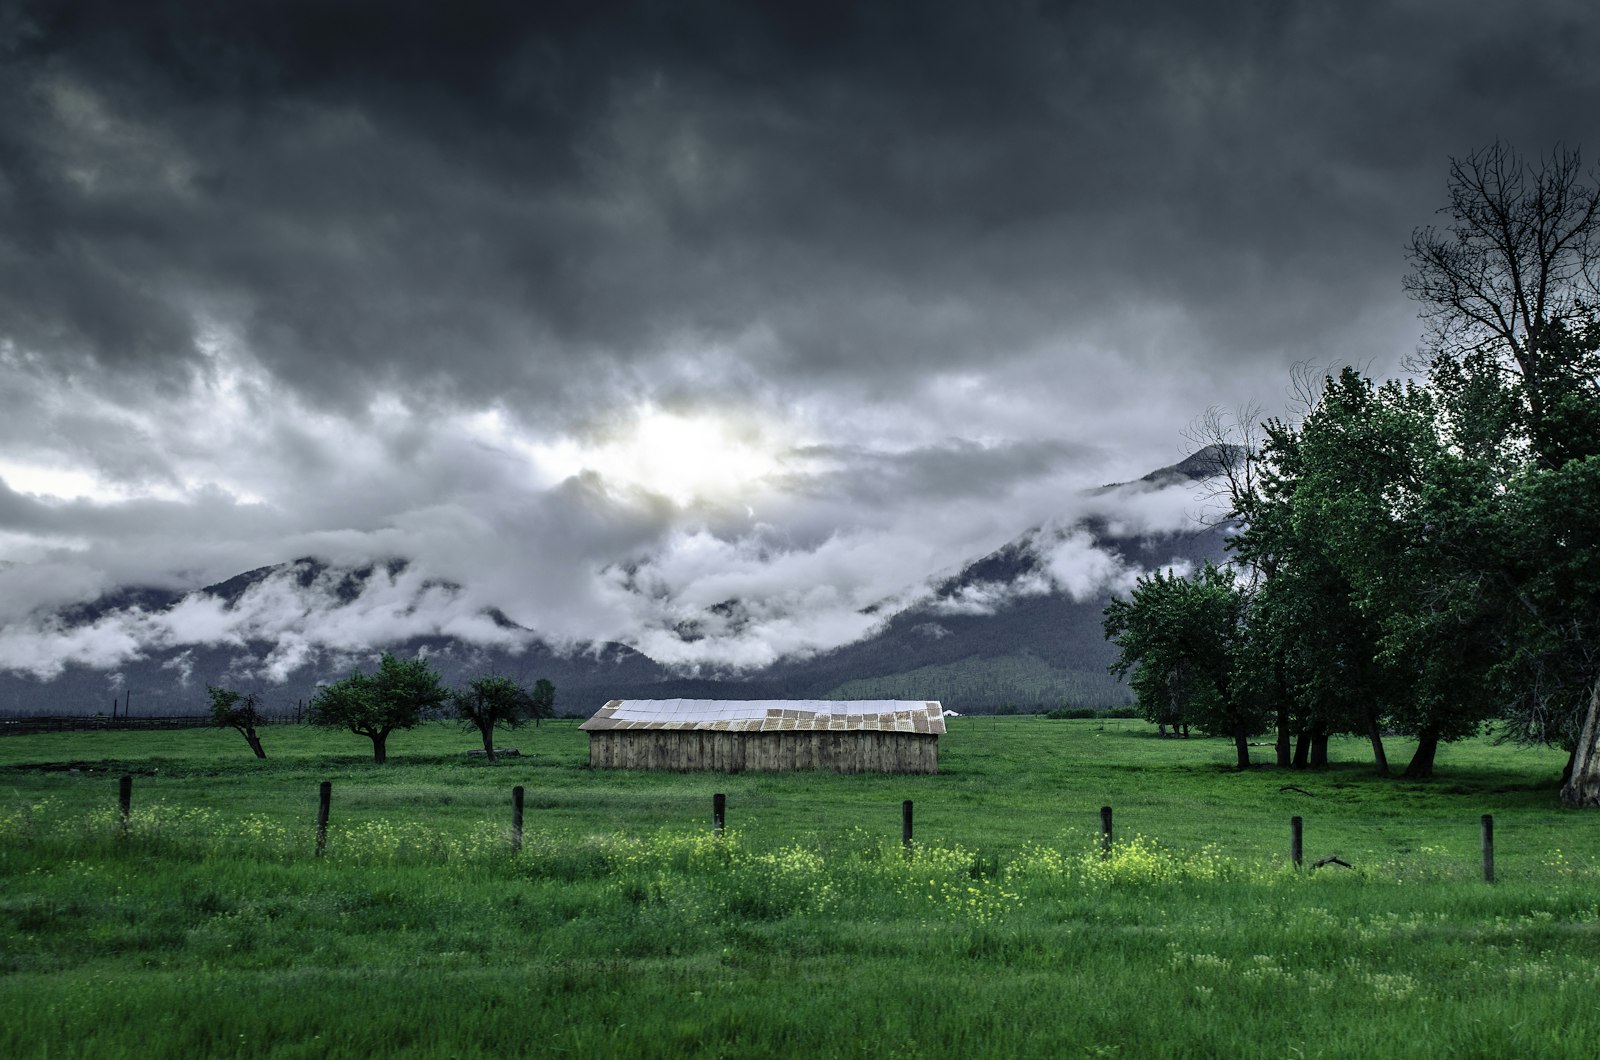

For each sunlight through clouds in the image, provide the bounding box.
[530,408,788,506]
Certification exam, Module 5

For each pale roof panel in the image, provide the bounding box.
[579,699,946,734]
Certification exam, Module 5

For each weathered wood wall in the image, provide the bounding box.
[586,730,939,773]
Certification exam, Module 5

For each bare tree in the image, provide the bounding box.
[1404,142,1600,429]
[1183,407,1260,533]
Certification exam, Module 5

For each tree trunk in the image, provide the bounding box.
[1404,730,1439,778]
[1365,710,1389,776]
[1275,704,1291,768]
[1233,726,1251,770]
[1560,675,1600,807]
[481,723,497,763]
[234,725,266,759]
[1292,729,1310,770]
[370,730,389,765]
[1309,729,1329,770]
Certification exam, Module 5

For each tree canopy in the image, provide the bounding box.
[1107,144,1600,799]
[307,653,449,764]
[452,675,545,761]
[207,685,267,759]
[1103,562,1262,769]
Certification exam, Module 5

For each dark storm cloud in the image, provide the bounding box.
[1,0,1598,671]
[5,0,1593,422]
[782,439,1096,507]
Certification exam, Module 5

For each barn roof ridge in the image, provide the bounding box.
[579,698,946,734]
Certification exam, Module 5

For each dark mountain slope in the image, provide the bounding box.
[758,518,1230,711]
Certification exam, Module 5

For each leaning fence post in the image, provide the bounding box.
[713,792,726,835]
[1291,815,1304,870]
[512,786,525,853]
[315,781,332,857]
[902,800,914,852]
[1481,814,1495,883]
[118,774,132,832]
[1100,805,1113,858]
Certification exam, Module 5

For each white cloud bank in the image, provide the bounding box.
[0,339,1216,680]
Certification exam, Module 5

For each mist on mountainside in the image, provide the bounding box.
[0,452,1231,716]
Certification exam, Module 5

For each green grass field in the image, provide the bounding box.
[3,718,1598,1058]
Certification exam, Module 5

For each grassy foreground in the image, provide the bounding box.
[2,718,1598,1058]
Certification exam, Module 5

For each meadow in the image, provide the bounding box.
[2,717,1598,1058]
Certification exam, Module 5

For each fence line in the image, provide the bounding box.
[1,711,305,735]
[103,777,1506,881]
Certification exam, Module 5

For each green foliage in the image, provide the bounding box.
[451,675,541,760]
[1103,562,1264,765]
[527,677,556,724]
[207,685,267,759]
[1166,148,1600,792]
[308,653,448,763]
[1043,706,1098,719]
[1283,370,1505,775]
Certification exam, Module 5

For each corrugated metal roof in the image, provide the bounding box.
[579,699,946,735]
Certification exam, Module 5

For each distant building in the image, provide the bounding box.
[579,699,945,773]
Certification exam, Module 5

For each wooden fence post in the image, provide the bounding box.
[902,800,914,852]
[118,774,132,832]
[1291,815,1304,870]
[1481,814,1495,884]
[1100,805,1113,858]
[315,781,332,857]
[512,786,525,853]
[713,792,726,835]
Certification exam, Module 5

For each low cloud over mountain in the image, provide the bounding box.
[0,452,1227,714]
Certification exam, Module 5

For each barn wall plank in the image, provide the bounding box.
[585,731,941,773]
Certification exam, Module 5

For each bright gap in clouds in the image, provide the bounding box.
[534,408,784,506]
[0,460,132,503]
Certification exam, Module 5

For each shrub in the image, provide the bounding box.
[1045,707,1099,720]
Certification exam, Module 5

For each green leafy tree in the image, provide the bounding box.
[1211,407,1399,774]
[1287,369,1506,778]
[1173,147,1600,792]
[308,653,448,764]
[207,686,266,759]
[453,675,534,762]
[1403,144,1600,799]
[1103,562,1265,769]
[1472,319,1600,802]
[528,678,556,726]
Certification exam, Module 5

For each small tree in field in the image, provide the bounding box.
[308,653,448,764]
[453,675,534,762]
[208,686,266,759]
[528,678,556,727]
[1103,562,1265,770]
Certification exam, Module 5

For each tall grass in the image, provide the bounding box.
[3,719,1599,1057]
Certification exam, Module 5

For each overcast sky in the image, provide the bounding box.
[1,0,1597,678]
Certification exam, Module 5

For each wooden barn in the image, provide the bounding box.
[580,699,945,774]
